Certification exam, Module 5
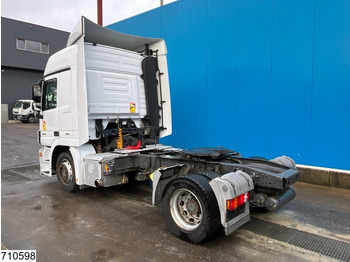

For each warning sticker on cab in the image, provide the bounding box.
[130,102,136,113]
[42,120,46,131]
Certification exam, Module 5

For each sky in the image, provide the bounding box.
[1,0,177,32]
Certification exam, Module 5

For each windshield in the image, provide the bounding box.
[14,101,23,109]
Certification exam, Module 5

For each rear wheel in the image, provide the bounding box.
[270,156,296,168]
[56,152,79,192]
[161,174,220,243]
[195,171,220,181]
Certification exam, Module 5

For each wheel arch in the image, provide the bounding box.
[51,146,70,173]
[51,144,96,176]
[68,144,96,185]
[151,164,190,206]
[152,168,221,206]
[53,144,95,191]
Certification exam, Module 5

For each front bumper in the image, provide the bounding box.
[13,115,26,121]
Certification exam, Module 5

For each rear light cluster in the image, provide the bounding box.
[226,192,250,211]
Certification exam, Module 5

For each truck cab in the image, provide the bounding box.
[32,16,171,175]
[12,99,40,123]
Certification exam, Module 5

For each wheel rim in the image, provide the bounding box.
[169,188,203,231]
[57,159,73,185]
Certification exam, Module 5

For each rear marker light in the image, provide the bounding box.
[226,192,250,211]
[103,162,114,176]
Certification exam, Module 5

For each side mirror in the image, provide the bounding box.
[35,104,43,119]
[32,81,42,103]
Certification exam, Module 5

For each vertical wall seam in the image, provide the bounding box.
[309,0,316,164]
[181,0,184,147]
[234,0,239,148]
[206,0,209,145]
[268,0,274,158]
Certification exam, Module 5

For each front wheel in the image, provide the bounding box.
[161,174,220,243]
[27,115,35,123]
[56,152,79,192]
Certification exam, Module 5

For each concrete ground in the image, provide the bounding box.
[1,123,350,261]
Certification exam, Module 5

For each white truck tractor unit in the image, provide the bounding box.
[32,17,299,243]
[12,99,40,123]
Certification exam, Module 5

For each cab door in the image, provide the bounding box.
[40,76,59,146]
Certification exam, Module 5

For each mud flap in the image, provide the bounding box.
[209,171,254,235]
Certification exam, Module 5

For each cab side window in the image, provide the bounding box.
[42,79,57,111]
[23,102,30,110]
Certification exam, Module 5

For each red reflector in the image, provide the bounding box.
[226,192,250,211]
[237,194,245,206]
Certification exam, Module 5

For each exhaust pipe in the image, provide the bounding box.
[95,179,103,187]
[265,187,296,212]
[97,0,103,26]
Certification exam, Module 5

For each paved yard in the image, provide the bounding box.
[2,123,349,261]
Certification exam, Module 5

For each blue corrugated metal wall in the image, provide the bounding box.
[107,0,350,170]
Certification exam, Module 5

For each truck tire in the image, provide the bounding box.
[161,174,221,243]
[195,171,220,181]
[249,156,268,161]
[56,152,79,192]
[270,156,296,168]
[27,115,35,123]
